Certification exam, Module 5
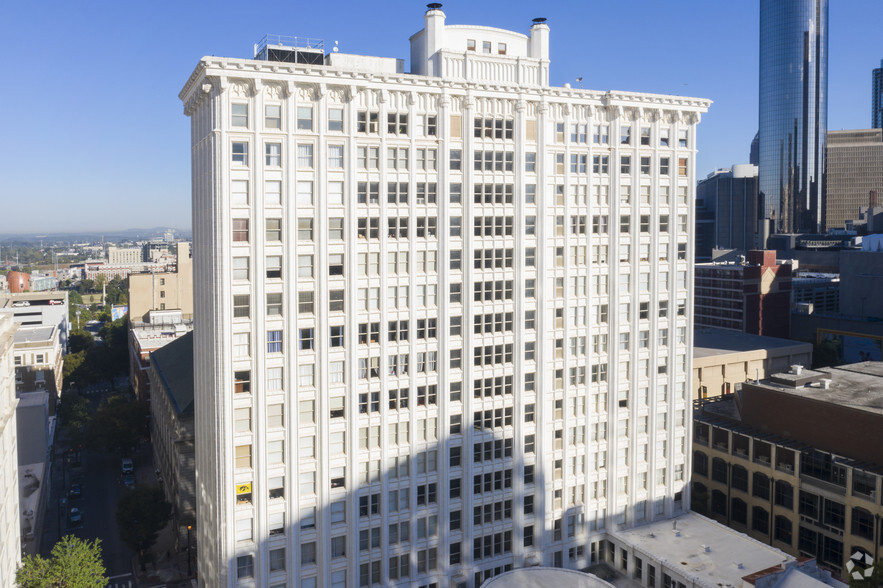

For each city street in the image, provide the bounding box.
[41,379,144,585]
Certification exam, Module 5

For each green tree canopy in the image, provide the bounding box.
[115,485,172,557]
[16,535,107,588]
[86,395,148,454]
[68,329,94,355]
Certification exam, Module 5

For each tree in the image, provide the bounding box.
[16,534,107,588]
[115,485,172,564]
[86,395,148,454]
[68,329,94,355]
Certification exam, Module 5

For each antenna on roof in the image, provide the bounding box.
[333,40,339,53]
[576,76,583,89]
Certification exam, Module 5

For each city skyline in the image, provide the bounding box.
[2,0,882,233]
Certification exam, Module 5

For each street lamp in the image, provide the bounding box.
[187,525,192,576]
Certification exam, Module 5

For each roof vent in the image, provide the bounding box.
[821,379,831,389]
[791,364,803,376]
[702,545,711,553]
[532,17,547,24]
[427,3,443,9]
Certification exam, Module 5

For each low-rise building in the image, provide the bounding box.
[606,512,798,588]
[693,328,812,399]
[107,245,144,265]
[128,310,192,401]
[13,325,63,401]
[0,291,69,353]
[692,362,883,577]
[148,331,195,536]
[0,313,21,585]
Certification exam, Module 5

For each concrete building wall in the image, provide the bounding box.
[824,129,883,231]
[128,243,193,321]
[692,337,812,400]
[0,314,21,587]
[838,250,883,318]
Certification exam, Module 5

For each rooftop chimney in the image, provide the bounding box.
[529,17,549,62]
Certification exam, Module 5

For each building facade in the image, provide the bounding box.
[692,328,812,400]
[695,165,759,260]
[107,245,144,265]
[824,129,883,231]
[758,0,828,234]
[129,242,194,321]
[149,332,196,531]
[182,7,709,587]
[873,60,882,129]
[692,364,883,577]
[694,250,792,338]
[0,313,21,587]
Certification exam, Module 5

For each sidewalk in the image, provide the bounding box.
[132,450,195,587]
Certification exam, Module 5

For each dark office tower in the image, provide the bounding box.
[874,59,883,129]
[758,0,828,235]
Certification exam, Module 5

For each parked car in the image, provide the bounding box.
[68,507,82,526]
[68,484,82,499]
[48,300,63,305]
[121,458,134,474]
[123,473,135,488]
[12,301,30,307]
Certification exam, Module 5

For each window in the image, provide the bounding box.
[231,179,248,206]
[450,149,462,170]
[387,112,408,135]
[678,157,688,176]
[297,144,314,168]
[232,103,248,127]
[297,181,313,206]
[267,330,283,353]
[237,555,254,579]
[298,255,313,278]
[233,294,250,318]
[297,106,313,130]
[328,145,344,168]
[265,143,281,166]
[232,256,249,280]
[266,255,282,279]
[265,218,282,241]
[328,108,343,131]
[660,157,670,175]
[264,179,281,205]
[266,293,283,316]
[751,506,769,534]
[270,548,286,571]
[265,104,281,129]
[357,110,379,133]
[525,152,536,172]
[297,218,313,240]
[620,156,631,174]
[235,445,252,469]
[232,219,249,242]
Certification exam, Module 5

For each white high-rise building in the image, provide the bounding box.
[181,6,709,587]
[0,313,21,586]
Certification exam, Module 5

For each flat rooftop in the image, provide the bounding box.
[13,325,56,345]
[754,362,883,415]
[611,513,793,588]
[0,292,66,307]
[693,328,811,360]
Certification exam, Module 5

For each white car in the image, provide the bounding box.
[12,301,30,307]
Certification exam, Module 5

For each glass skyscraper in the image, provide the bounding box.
[758,0,828,234]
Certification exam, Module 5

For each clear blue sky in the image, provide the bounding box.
[1,0,880,234]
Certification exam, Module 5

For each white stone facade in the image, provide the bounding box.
[181,8,709,587]
[0,313,21,586]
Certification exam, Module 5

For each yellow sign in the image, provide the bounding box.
[236,483,252,495]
